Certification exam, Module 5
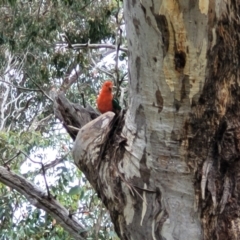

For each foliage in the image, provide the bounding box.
[0,0,127,238]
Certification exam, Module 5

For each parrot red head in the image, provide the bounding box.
[97,81,114,113]
[101,81,113,92]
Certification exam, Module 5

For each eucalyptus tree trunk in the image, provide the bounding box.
[72,1,240,239]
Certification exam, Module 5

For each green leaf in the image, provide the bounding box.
[68,186,81,195]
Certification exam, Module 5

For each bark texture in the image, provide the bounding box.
[189,1,240,239]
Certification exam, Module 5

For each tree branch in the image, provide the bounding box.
[0,80,42,92]
[70,43,128,53]
[0,166,87,240]
[25,73,53,102]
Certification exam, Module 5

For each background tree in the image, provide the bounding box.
[0,0,126,239]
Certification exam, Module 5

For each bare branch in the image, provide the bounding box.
[26,73,53,102]
[70,43,128,53]
[61,68,82,92]
[80,93,86,108]
[32,113,54,131]
[0,166,87,239]
[38,162,51,198]
[42,152,70,172]
[20,149,42,165]
[3,151,21,166]
[22,153,70,178]
[0,80,42,92]
[115,1,122,87]
[89,54,115,79]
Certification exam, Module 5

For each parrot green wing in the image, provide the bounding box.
[112,98,121,113]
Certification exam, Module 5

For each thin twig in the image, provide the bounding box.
[79,0,94,11]
[26,73,53,102]
[22,153,70,177]
[20,150,42,165]
[63,34,73,48]
[69,43,128,53]
[67,125,81,131]
[94,207,103,237]
[81,93,86,108]
[37,0,43,21]
[41,163,51,199]
[42,153,70,172]
[19,150,51,199]
[3,151,21,166]
[0,80,43,92]
[89,54,115,79]
[115,0,121,88]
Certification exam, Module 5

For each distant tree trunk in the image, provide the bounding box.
[71,1,240,239]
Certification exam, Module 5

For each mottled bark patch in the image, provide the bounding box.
[155,89,164,113]
[153,188,169,238]
[150,131,160,159]
[181,76,190,101]
[140,148,151,184]
[135,104,146,130]
[174,98,181,112]
[140,4,146,16]
[146,16,152,26]
[135,56,141,92]
[133,17,140,36]
[129,72,132,84]
[154,14,169,56]
[189,0,196,9]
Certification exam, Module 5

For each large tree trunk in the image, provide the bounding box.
[71,1,240,239]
